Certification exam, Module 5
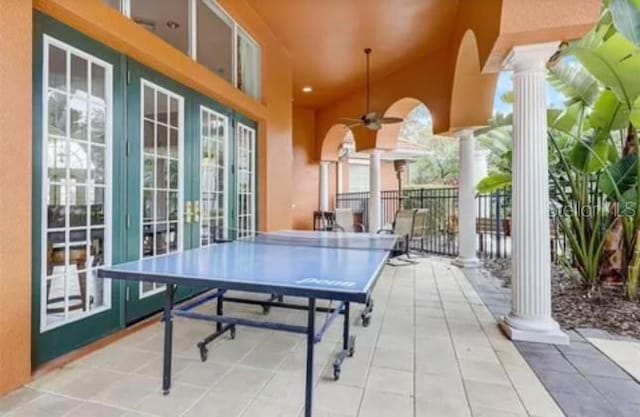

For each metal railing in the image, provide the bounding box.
[336,186,569,260]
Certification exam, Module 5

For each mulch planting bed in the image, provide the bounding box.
[484,258,640,339]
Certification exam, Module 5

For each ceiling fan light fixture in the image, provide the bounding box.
[338,48,404,131]
[302,86,313,93]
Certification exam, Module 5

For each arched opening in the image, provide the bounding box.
[450,29,497,131]
[319,123,352,162]
[376,97,425,150]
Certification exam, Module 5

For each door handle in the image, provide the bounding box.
[193,201,200,222]
[185,201,193,224]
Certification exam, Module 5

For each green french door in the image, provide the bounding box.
[123,61,198,323]
[189,96,233,247]
[33,14,259,362]
[33,15,127,364]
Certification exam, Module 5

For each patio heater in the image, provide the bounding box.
[394,159,407,209]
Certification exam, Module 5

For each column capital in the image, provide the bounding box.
[319,160,332,166]
[456,128,475,141]
[503,41,560,73]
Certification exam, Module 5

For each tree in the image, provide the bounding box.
[398,105,460,186]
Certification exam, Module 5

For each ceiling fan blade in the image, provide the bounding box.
[380,117,404,125]
[347,122,363,129]
[365,121,383,131]
[340,117,363,123]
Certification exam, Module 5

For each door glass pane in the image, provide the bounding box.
[69,184,88,227]
[169,127,179,158]
[131,0,189,55]
[70,55,88,94]
[42,38,112,330]
[47,184,66,229]
[48,45,67,91]
[90,187,106,225]
[48,136,67,182]
[197,0,233,83]
[139,80,182,298]
[236,123,256,238]
[90,100,106,144]
[157,124,168,156]
[90,145,106,184]
[200,108,228,245]
[48,91,68,136]
[69,141,89,182]
[237,29,261,100]
[92,63,106,100]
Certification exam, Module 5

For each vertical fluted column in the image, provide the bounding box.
[474,149,488,217]
[369,150,382,232]
[499,42,568,345]
[319,161,330,212]
[453,130,479,268]
[337,160,343,194]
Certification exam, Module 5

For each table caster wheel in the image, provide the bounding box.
[333,364,341,381]
[361,315,371,327]
[348,345,355,357]
[262,305,271,315]
[230,326,236,339]
[197,343,208,362]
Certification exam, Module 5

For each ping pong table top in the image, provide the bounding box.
[98,231,397,303]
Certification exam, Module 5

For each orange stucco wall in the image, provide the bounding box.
[292,107,318,230]
[0,0,33,396]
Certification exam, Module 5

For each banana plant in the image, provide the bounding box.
[559,7,640,295]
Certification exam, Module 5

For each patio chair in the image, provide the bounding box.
[331,208,365,233]
[410,208,429,253]
[377,209,418,265]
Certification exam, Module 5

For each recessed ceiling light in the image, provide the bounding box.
[302,86,313,93]
[166,20,180,29]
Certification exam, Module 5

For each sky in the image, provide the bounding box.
[493,71,566,115]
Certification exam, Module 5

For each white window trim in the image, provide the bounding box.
[119,0,260,100]
[138,79,185,299]
[236,122,256,237]
[40,35,114,332]
[199,105,230,245]
[236,25,262,100]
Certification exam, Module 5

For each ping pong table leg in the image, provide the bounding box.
[304,298,316,417]
[333,302,356,380]
[216,290,224,333]
[361,297,374,327]
[162,284,175,395]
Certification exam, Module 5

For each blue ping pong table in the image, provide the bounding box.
[98,231,397,417]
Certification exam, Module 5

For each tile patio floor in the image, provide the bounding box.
[0,258,564,417]
[589,337,640,382]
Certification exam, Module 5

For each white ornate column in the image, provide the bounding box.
[499,42,569,345]
[319,161,330,212]
[474,149,489,217]
[368,150,382,232]
[337,160,344,194]
[453,130,479,268]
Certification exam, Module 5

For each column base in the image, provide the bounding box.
[452,256,480,269]
[499,314,569,345]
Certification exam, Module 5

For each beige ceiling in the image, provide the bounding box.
[247,0,460,109]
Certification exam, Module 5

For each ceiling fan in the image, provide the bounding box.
[341,48,403,131]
